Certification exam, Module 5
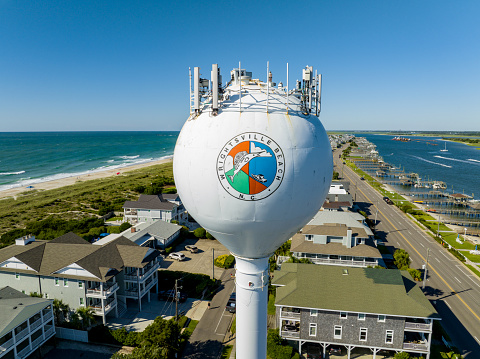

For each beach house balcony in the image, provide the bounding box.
[86,281,118,298]
[280,308,301,320]
[88,297,117,316]
[404,320,433,332]
[124,261,159,282]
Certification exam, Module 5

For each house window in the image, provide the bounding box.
[44,293,48,299]
[358,313,365,321]
[310,309,318,317]
[15,272,20,280]
[378,315,386,322]
[80,298,84,306]
[340,312,347,319]
[309,323,317,336]
[306,235,313,241]
[63,278,68,287]
[359,328,368,341]
[54,277,60,286]
[385,330,394,344]
[78,281,83,289]
[334,325,342,339]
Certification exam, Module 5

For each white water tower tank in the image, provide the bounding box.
[174,64,332,359]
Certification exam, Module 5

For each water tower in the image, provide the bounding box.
[174,63,332,358]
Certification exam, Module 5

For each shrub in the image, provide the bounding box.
[194,227,206,238]
[119,222,132,231]
[206,231,215,240]
[215,254,235,269]
[407,268,422,281]
[394,249,411,270]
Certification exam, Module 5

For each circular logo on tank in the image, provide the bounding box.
[216,132,285,201]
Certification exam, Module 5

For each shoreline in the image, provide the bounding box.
[0,158,173,200]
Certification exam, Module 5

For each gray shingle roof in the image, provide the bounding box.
[0,233,158,282]
[0,286,52,337]
[273,263,440,319]
[123,194,176,210]
[124,220,181,243]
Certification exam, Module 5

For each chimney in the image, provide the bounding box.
[346,229,352,248]
[16,235,35,246]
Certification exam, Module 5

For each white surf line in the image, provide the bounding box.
[434,155,480,165]
[468,158,480,163]
[409,155,452,168]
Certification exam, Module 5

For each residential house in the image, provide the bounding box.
[0,233,161,324]
[321,182,353,211]
[0,286,55,359]
[290,211,383,268]
[95,220,182,249]
[123,194,186,224]
[273,263,440,359]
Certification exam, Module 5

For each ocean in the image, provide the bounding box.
[357,134,480,200]
[1,132,479,200]
[0,131,179,192]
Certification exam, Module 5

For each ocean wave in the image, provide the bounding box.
[468,158,480,163]
[434,156,480,165]
[409,155,452,168]
[119,155,140,160]
[0,170,26,176]
[0,155,173,193]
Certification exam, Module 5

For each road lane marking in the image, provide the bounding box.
[343,171,480,323]
[475,336,480,344]
[419,242,425,248]
[455,265,469,277]
[454,277,461,283]
[439,250,454,261]
[445,301,452,309]
[435,258,441,263]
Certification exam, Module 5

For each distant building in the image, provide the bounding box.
[321,182,353,211]
[273,263,440,359]
[0,286,55,359]
[123,194,186,224]
[95,220,182,249]
[0,233,160,324]
[290,211,383,268]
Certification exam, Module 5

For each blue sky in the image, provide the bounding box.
[0,0,479,132]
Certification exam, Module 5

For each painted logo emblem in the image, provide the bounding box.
[216,132,285,201]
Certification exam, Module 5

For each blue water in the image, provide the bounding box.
[0,132,178,191]
[358,134,480,199]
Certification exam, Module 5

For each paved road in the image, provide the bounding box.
[182,268,236,359]
[333,147,480,358]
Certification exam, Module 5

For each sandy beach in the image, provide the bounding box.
[0,158,172,200]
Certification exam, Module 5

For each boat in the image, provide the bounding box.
[440,142,448,152]
[392,136,411,142]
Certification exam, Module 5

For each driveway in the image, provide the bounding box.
[162,237,231,280]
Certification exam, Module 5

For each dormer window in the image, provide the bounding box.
[306,235,313,241]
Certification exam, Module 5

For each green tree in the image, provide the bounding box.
[407,268,422,281]
[119,222,132,231]
[53,299,70,325]
[394,249,411,270]
[76,307,95,329]
[206,231,215,240]
[193,227,206,238]
[332,171,339,180]
[140,317,181,358]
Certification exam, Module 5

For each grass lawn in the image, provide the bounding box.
[268,293,276,315]
[459,251,480,263]
[441,233,475,250]
[221,345,234,359]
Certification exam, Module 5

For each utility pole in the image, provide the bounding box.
[422,248,430,290]
[437,214,440,240]
[374,205,378,234]
[212,248,215,280]
[175,279,178,322]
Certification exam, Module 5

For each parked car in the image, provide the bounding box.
[329,346,342,355]
[383,196,393,205]
[185,245,198,253]
[168,252,186,261]
[225,292,236,313]
[360,176,365,180]
[158,290,187,302]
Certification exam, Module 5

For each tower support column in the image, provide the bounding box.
[235,255,270,359]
